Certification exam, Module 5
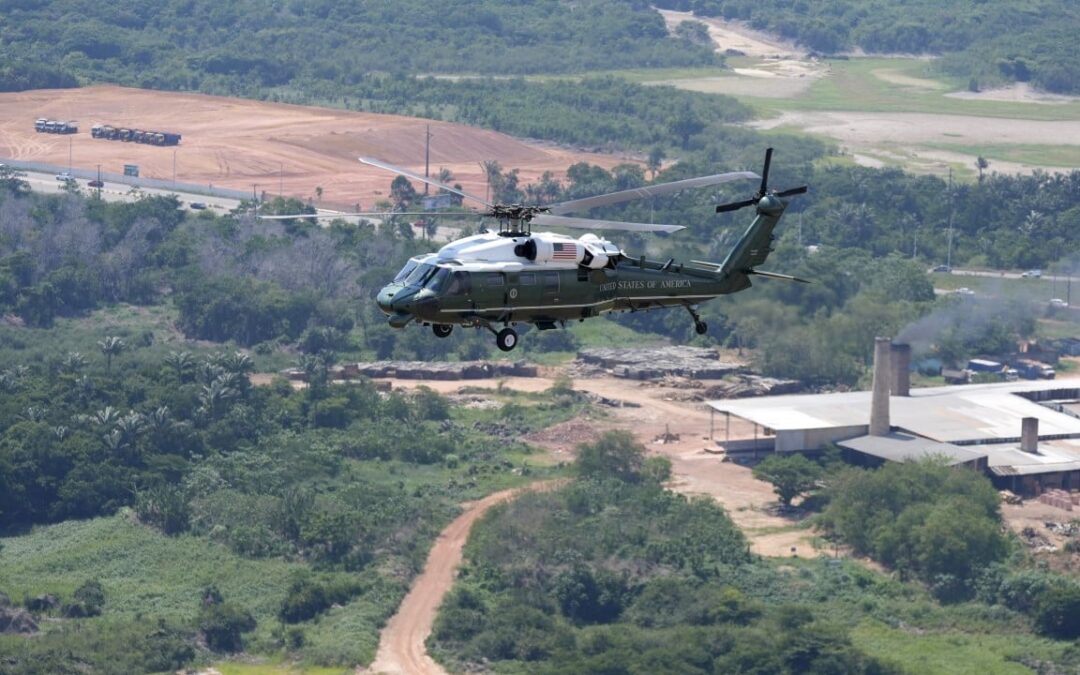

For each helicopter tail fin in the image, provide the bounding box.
[716,194,788,280]
[712,148,807,284]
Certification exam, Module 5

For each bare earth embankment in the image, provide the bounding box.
[0,86,632,207]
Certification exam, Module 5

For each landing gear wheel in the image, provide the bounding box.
[496,327,518,352]
[432,324,453,338]
[695,321,708,335]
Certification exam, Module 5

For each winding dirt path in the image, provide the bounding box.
[364,480,561,675]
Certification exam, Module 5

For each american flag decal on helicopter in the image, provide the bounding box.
[552,242,577,260]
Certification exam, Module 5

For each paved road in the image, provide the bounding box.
[948,267,1078,284]
[19,168,244,213]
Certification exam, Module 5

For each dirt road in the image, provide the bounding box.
[395,374,813,557]
[365,480,559,675]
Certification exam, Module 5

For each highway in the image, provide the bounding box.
[948,268,1078,284]
[17,168,244,214]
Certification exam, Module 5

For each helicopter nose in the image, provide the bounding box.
[376,287,396,315]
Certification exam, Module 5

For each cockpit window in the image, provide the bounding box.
[403,263,435,287]
[426,267,450,292]
[393,259,419,283]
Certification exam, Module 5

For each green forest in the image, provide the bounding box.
[0,0,718,93]
[2,0,1079,95]
[429,437,1080,673]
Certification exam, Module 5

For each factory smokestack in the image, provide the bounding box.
[1022,417,1039,454]
[890,343,912,397]
[870,337,892,436]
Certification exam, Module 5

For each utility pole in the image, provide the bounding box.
[424,125,432,195]
[172,149,177,185]
[946,167,954,270]
[279,162,284,197]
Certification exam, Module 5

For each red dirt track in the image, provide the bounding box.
[0,86,633,207]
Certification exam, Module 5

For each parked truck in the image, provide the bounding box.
[89,123,181,146]
[35,119,77,134]
[1012,359,1056,380]
[967,359,1019,382]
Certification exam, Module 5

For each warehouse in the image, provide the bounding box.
[708,337,1080,494]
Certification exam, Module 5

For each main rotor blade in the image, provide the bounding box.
[715,198,758,213]
[358,156,492,207]
[257,211,475,220]
[547,171,759,215]
[531,213,685,233]
[759,147,773,195]
[775,185,808,198]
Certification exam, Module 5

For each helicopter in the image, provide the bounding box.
[262,148,807,352]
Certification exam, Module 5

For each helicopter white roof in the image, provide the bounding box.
[432,231,606,271]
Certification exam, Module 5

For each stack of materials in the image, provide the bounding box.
[577,347,742,380]
[1038,489,1077,511]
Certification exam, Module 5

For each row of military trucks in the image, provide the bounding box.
[35,118,78,134]
[91,125,181,146]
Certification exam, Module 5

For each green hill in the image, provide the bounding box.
[654,0,1080,93]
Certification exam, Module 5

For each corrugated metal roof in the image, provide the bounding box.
[708,380,1080,444]
[838,433,985,466]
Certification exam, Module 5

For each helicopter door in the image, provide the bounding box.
[509,272,542,310]
[540,271,560,304]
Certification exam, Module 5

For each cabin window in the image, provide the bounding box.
[447,271,471,296]
[518,273,536,286]
[542,272,559,292]
[485,273,505,287]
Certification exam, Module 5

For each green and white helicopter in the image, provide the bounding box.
[267,149,807,352]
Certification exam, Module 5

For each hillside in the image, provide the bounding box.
[0,0,716,93]
[653,0,1080,93]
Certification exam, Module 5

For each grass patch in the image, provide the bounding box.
[745,57,1080,121]
[851,620,1068,675]
[214,661,349,675]
[0,514,405,666]
[925,142,1080,168]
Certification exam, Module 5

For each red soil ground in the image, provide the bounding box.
[0,86,635,208]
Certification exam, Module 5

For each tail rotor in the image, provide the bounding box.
[715,148,807,213]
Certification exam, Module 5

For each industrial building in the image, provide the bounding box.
[709,337,1080,495]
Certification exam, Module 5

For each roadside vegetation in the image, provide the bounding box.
[430,434,1080,673]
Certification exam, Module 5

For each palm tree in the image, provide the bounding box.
[165,351,195,383]
[115,411,145,442]
[61,352,87,376]
[479,160,502,203]
[97,336,126,373]
[94,406,120,428]
[199,377,237,419]
[102,429,125,453]
[218,351,254,376]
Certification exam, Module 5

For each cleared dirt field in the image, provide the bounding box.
[0,86,634,207]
